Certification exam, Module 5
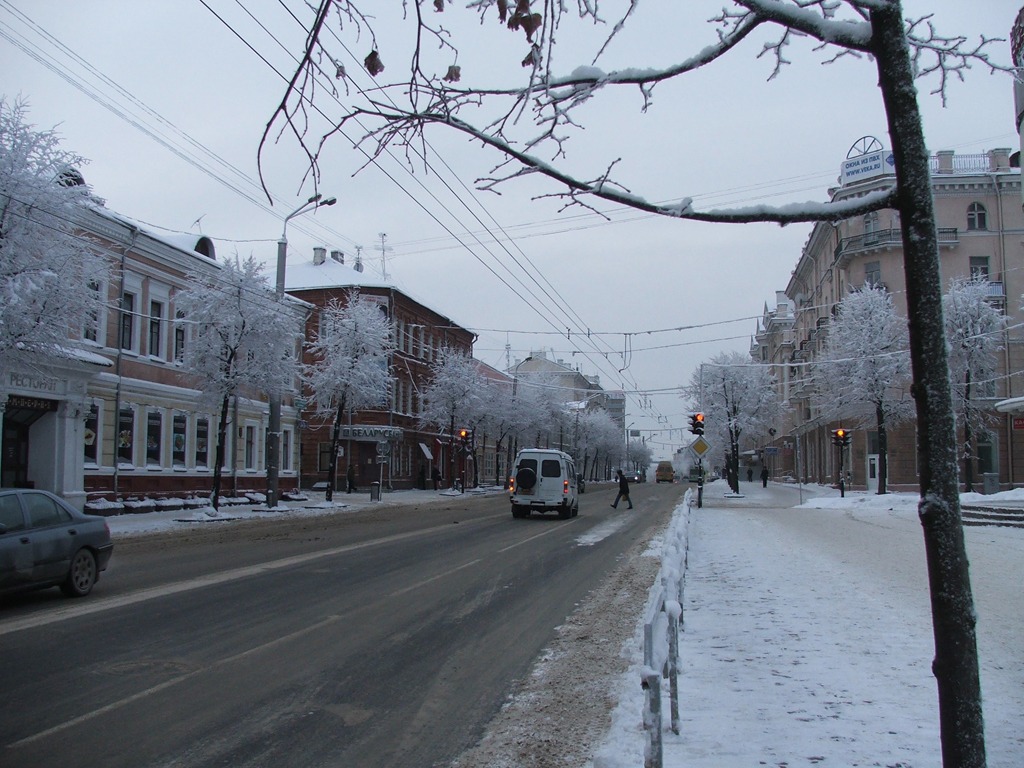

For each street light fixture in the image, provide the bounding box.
[267,193,336,509]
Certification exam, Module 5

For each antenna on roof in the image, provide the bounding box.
[378,232,393,282]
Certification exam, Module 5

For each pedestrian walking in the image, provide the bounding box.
[431,466,441,491]
[747,467,753,483]
[611,469,634,509]
[760,466,769,488]
[346,464,357,494]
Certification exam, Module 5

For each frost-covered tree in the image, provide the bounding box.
[419,347,484,486]
[685,351,784,495]
[815,287,914,495]
[270,4,1007,758]
[176,255,297,509]
[578,409,623,481]
[0,97,108,371]
[304,291,393,500]
[944,278,1006,493]
[626,438,652,476]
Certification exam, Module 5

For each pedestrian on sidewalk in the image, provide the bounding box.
[611,469,634,509]
[347,464,358,494]
[747,467,753,483]
[760,466,769,488]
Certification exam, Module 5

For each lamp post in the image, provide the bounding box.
[266,193,336,509]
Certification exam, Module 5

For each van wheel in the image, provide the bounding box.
[515,467,537,490]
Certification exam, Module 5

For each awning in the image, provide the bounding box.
[419,442,433,460]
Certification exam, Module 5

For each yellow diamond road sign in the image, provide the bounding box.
[689,436,712,459]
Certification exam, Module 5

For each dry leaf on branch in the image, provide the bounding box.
[364,50,385,76]
[443,65,462,82]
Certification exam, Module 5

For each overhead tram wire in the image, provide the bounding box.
[245,1,653,408]
[0,2,357,250]
[267,0,628,374]
[198,0,607,360]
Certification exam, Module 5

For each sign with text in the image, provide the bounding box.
[840,150,896,186]
[338,425,403,442]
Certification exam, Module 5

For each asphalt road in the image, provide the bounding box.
[1,482,684,768]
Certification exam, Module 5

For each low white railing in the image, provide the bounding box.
[640,488,692,768]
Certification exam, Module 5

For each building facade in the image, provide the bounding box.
[285,248,475,492]
[1,201,309,509]
[756,146,1023,491]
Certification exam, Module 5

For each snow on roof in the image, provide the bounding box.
[285,256,391,291]
[285,256,473,334]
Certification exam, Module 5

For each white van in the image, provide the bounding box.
[509,448,579,519]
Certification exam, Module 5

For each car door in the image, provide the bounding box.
[22,492,76,582]
[0,493,33,589]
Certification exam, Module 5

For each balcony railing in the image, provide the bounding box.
[835,227,958,263]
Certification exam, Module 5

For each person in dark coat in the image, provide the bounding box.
[747,467,754,482]
[346,464,357,494]
[760,466,769,488]
[431,466,441,491]
[611,469,634,509]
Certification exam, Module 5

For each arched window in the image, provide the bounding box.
[967,202,988,231]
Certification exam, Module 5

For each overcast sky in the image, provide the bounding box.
[2,1,1020,459]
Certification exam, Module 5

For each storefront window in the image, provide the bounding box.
[83,403,99,466]
[195,417,209,469]
[172,412,187,468]
[117,406,134,466]
[146,410,162,467]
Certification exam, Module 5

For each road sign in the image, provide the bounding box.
[376,440,391,457]
[688,436,712,459]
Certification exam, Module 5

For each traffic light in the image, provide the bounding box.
[689,412,705,435]
[831,428,851,447]
[457,428,469,444]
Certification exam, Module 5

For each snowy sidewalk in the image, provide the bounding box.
[593,480,1024,768]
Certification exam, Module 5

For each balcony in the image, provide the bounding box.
[835,227,959,267]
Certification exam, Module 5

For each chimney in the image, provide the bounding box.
[354,254,364,273]
[313,246,326,265]
[330,249,344,265]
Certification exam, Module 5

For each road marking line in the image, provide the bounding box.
[0,525,458,637]
[7,614,344,748]
[388,558,482,598]
[498,520,575,552]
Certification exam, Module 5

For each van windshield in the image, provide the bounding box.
[541,459,561,477]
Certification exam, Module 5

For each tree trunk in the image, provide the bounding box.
[211,393,231,510]
[873,5,985,765]
[876,402,889,495]
[326,393,347,502]
[963,371,974,493]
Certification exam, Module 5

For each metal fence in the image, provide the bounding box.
[640,488,693,768]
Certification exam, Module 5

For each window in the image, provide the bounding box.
[0,495,25,532]
[976,434,996,475]
[120,292,137,351]
[967,202,988,231]
[969,256,990,281]
[25,493,70,528]
[541,459,561,477]
[173,310,186,362]
[863,211,880,242]
[149,301,164,358]
[172,412,187,468]
[318,442,333,472]
[146,410,162,467]
[195,417,209,469]
[84,403,99,467]
[117,406,135,466]
[281,429,292,472]
[245,425,256,470]
[864,261,881,287]
[83,279,102,343]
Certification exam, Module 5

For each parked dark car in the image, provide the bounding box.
[0,489,114,597]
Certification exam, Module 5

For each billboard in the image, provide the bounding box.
[840,150,896,186]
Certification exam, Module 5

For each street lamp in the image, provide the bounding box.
[267,193,336,509]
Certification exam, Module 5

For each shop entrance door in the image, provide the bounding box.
[1,396,58,488]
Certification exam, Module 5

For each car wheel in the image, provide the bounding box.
[61,549,97,597]
[515,467,537,490]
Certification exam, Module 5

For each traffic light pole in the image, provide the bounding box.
[696,459,704,508]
